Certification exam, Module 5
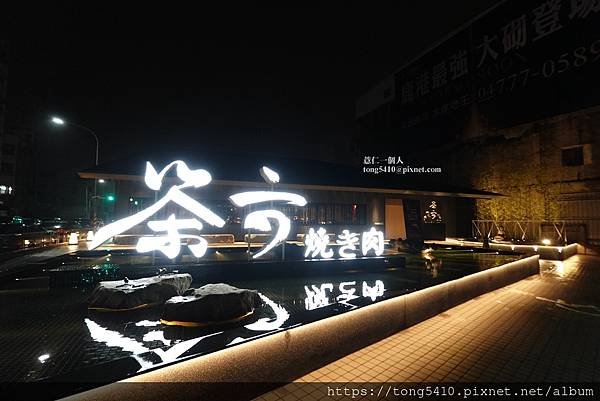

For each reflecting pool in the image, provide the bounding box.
[0,248,521,397]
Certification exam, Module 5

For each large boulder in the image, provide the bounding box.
[88,273,193,311]
[161,283,262,326]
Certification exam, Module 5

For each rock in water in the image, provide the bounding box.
[88,273,193,311]
[161,283,262,326]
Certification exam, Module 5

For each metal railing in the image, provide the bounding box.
[471,220,570,243]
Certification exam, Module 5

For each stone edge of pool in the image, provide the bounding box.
[60,254,541,401]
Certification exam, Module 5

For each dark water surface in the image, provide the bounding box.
[0,249,521,395]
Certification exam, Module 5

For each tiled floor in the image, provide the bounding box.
[255,255,600,400]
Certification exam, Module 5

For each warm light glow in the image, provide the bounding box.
[68,232,79,245]
[51,116,65,125]
[542,238,551,245]
[259,166,280,185]
[86,230,94,241]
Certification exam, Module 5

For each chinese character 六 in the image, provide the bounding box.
[304,227,334,258]
[336,230,359,258]
[532,0,563,42]
[502,14,528,52]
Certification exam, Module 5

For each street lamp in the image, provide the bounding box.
[50,116,100,217]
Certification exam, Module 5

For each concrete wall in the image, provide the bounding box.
[63,255,539,401]
[447,105,600,245]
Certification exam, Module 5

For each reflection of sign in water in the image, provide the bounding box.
[89,161,307,259]
[304,280,385,310]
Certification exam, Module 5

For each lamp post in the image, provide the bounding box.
[51,116,100,217]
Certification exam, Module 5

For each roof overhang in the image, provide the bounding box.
[78,171,502,199]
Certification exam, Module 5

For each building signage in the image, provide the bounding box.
[89,161,385,260]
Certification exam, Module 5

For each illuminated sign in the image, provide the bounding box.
[304,226,385,259]
[88,160,385,260]
[89,160,308,259]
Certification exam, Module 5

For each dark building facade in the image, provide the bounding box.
[357,0,600,244]
[79,152,498,242]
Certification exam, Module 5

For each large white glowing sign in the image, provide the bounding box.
[88,160,385,260]
[89,160,306,259]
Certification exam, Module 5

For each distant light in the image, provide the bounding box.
[38,354,50,363]
[134,200,139,206]
[68,232,79,245]
[51,117,65,125]
[541,238,551,245]
[106,195,115,201]
[129,197,134,202]
[533,245,539,252]
[98,179,105,184]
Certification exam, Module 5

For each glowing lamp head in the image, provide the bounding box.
[51,117,65,125]
[106,195,115,202]
[98,179,105,184]
[541,238,551,245]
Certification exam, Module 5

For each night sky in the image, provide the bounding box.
[7,2,500,173]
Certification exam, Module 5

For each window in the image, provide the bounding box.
[561,146,584,166]
[281,203,367,226]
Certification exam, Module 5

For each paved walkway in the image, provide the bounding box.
[256,255,600,400]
